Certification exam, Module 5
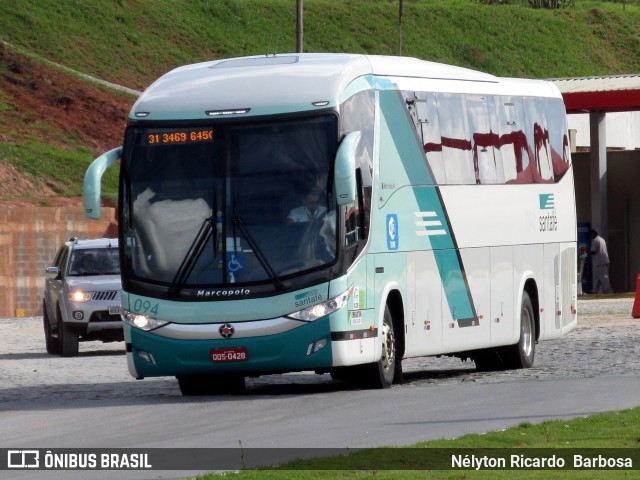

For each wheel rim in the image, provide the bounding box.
[521,307,533,357]
[381,320,395,372]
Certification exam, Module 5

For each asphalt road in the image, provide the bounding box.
[1,297,638,480]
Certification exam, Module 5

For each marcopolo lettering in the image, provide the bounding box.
[197,288,251,297]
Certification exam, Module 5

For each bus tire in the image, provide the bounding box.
[43,302,60,355]
[474,349,503,372]
[177,374,246,396]
[502,291,536,369]
[58,305,79,357]
[329,367,359,383]
[361,306,397,389]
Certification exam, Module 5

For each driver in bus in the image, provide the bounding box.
[286,177,328,223]
[287,176,335,262]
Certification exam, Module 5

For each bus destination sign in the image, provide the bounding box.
[145,128,214,146]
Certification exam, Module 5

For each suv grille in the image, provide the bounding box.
[91,291,119,301]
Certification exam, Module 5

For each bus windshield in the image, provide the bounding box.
[121,115,338,291]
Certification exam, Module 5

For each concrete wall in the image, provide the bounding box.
[0,206,116,317]
[573,150,640,293]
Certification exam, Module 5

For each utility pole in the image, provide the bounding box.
[398,0,404,56]
[296,0,303,53]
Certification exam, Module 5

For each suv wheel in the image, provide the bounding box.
[57,305,79,357]
[43,302,60,355]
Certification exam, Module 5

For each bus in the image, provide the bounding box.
[84,53,577,395]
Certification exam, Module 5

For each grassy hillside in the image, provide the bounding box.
[1,0,640,203]
[3,0,640,85]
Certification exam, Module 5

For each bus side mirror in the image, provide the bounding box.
[334,131,360,206]
[83,147,122,219]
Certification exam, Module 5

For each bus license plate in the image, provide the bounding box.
[211,347,248,363]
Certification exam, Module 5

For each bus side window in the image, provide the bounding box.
[488,96,505,183]
[523,97,553,183]
[436,93,475,185]
[466,95,499,184]
[344,169,363,248]
[545,98,571,181]
[498,97,528,183]
[341,90,374,244]
[417,92,445,185]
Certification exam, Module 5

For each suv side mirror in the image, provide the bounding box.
[45,266,61,279]
[334,131,360,206]
[84,147,122,219]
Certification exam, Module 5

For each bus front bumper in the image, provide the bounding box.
[125,316,333,378]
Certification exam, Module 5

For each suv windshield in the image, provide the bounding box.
[121,115,338,290]
[68,248,120,276]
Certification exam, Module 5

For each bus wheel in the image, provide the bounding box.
[177,374,246,396]
[502,291,536,369]
[474,349,503,372]
[362,306,397,389]
[329,367,359,383]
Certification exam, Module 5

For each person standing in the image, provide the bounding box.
[590,229,613,294]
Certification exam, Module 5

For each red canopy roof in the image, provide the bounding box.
[551,75,640,114]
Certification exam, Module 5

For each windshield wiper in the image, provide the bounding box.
[232,213,286,291]
[168,216,215,297]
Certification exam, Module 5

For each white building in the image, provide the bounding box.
[553,75,640,292]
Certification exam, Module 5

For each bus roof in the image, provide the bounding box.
[130,53,559,120]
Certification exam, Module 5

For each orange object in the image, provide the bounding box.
[633,274,640,318]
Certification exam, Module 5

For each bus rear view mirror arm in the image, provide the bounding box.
[334,131,360,206]
[84,147,122,219]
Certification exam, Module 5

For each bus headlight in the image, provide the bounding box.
[287,289,351,322]
[122,310,168,331]
[68,290,91,303]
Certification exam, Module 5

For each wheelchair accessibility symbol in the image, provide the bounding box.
[386,214,398,251]
[227,253,244,272]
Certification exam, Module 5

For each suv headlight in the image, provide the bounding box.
[67,290,91,303]
[287,289,351,322]
[122,310,168,331]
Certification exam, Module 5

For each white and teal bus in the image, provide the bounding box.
[84,53,577,395]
